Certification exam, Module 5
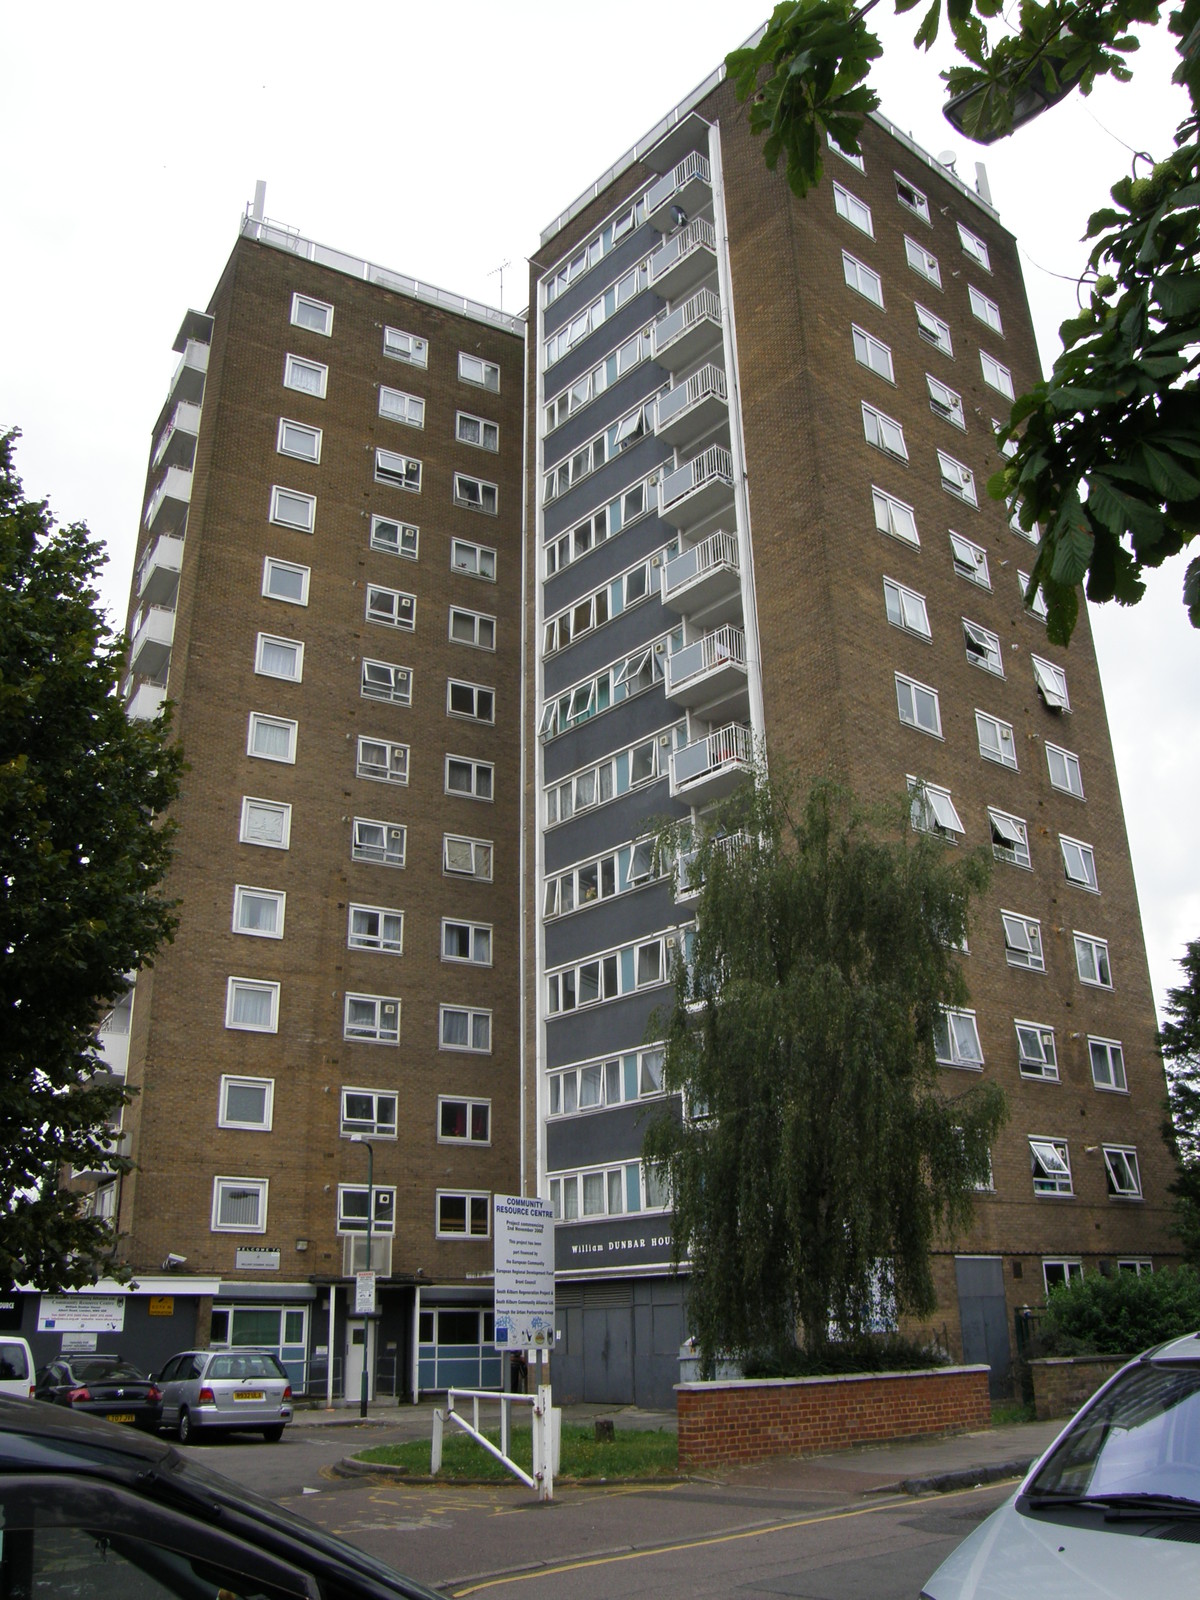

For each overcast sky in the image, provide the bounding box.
[3,2,1195,1019]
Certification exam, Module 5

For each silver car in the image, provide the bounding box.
[157,1348,294,1443]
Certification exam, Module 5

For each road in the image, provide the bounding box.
[180,1421,1014,1598]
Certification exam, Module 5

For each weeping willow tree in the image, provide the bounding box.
[644,775,1006,1371]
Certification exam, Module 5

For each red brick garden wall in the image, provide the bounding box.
[1029,1357,1127,1421]
[676,1367,992,1470]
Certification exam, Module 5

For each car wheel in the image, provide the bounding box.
[178,1407,193,1445]
[262,1425,284,1443]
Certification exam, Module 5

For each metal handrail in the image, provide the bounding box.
[656,363,727,428]
[659,444,734,511]
[646,151,712,214]
[649,217,717,281]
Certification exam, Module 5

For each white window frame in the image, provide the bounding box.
[269,486,315,533]
[341,1088,399,1139]
[833,182,873,236]
[895,173,930,222]
[239,796,291,850]
[356,736,409,785]
[378,387,425,428]
[347,903,404,954]
[1015,1021,1058,1080]
[852,325,894,382]
[934,1008,984,1068]
[276,417,321,463]
[283,353,327,399]
[1089,1037,1128,1092]
[337,1184,397,1234]
[989,807,1031,868]
[445,755,493,801]
[441,918,492,966]
[1103,1146,1142,1199]
[1030,1138,1072,1196]
[366,584,416,631]
[447,679,495,724]
[375,448,422,492]
[1047,743,1084,797]
[442,833,492,880]
[451,538,496,581]
[456,411,499,451]
[352,817,406,868]
[828,132,864,170]
[1002,909,1045,971]
[916,305,953,356]
[896,673,942,737]
[883,577,930,639]
[1074,931,1112,988]
[369,516,419,560]
[905,236,941,287]
[254,632,304,683]
[439,1005,492,1054]
[232,884,285,940]
[981,352,1015,399]
[908,778,965,840]
[862,402,908,460]
[1019,569,1049,621]
[454,473,498,514]
[361,658,412,705]
[343,993,401,1045]
[448,607,496,650]
[225,977,280,1034]
[843,251,883,306]
[246,713,297,765]
[458,353,500,391]
[959,224,992,270]
[873,486,919,545]
[438,1097,492,1145]
[927,374,965,429]
[1043,1258,1084,1291]
[211,1176,268,1234]
[950,532,989,587]
[1061,835,1099,892]
[436,1191,491,1238]
[218,1076,274,1132]
[976,709,1017,768]
[384,327,428,367]
[969,286,1003,333]
[262,556,310,606]
[1032,655,1070,711]
[1118,1259,1153,1275]
[290,293,332,335]
[963,619,1003,675]
[939,455,978,506]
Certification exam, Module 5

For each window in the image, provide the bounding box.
[459,352,500,391]
[939,455,977,505]
[262,556,310,606]
[828,132,864,170]
[440,1005,491,1053]
[283,353,327,398]
[896,673,942,736]
[439,1098,491,1144]
[375,449,421,491]
[549,1161,668,1220]
[1032,655,1070,711]
[1016,1021,1058,1080]
[454,473,498,514]
[873,486,919,545]
[212,1177,268,1233]
[443,833,492,879]
[1030,1138,1072,1196]
[976,710,1017,768]
[1118,1259,1153,1275]
[356,736,409,785]
[934,1009,984,1068]
[927,375,965,429]
[916,305,953,356]
[269,486,315,532]
[862,403,908,460]
[969,286,1003,333]
[980,352,1014,399]
[1002,910,1045,971]
[905,237,941,287]
[457,412,499,451]
[437,1191,490,1237]
[232,885,285,939]
[852,325,894,382]
[225,977,279,1033]
[378,387,425,428]
[989,807,1031,868]
[958,224,991,270]
[352,817,406,868]
[1074,932,1112,988]
[447,679,495,724]
[833,182,873,235]
[1047,743,1084,797]
[290,293,332,335]
[884,577,930,638]
[344,993,400,1044]
[895,174,930,222]
[1104,1146,1142,1199]
[442,919,491,965]
[445,756,493,801]
[361,658,412,705]
[218,1076,274,1131]
[1008,498,1038,541]
[449,607,495,650]
[254,632,303,682]
[369,516,418,560]
[549,1048,667,1116]
[1043,1258,1083,1291]
[240,797,291,850]
[451,538,496,581]
[277,418,321,462]
[366,584,415,630]
[909,778,964,840]
[843,251,883,306]
[246,713,297,764]
[1019,569,1049,621]
[338,1185,396,1233]
[384,326,427,365]
[1089,1037,1128,1092]
[347,903,404,953]
[341,1088,398,1138]
[963,620,1003,675]
[1061,835,1099,892]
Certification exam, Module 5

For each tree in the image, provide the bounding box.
[643,776,1007,1371]
[0,430,183,1290]
[1162,936,1200,1259]
[728,0,1200,644]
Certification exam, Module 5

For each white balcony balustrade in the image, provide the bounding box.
[655,364,728,449]
[126,682,167,722]
[166,339,209,409]
[675,829,751,901]
[151,400,202,472]
[136,533,184,608]
[661,529,740,623]
[142,465,192,537]
[670,722,754,803]
[645,152,713,226]
[665,624,748,716]
[652,287,722,371]
[129,605,175,679]
[649,218,718,300]
[658,444,734,532]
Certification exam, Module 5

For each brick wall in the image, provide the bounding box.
[1029,1356,1127,1420]
[676,1367,991,1469]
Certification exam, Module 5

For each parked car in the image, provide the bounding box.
[921,1330,1200,1599]
[0,1394,441,1599]
[34,1353,161,1430]
[157,1347,294,1442]
[0,1337,35,1399]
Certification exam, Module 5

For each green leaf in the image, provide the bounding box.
[1184,556,1200,627]
[1138,441,1200,499]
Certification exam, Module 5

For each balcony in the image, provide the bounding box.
[142,465,192,537]
[671,722,755,803]
[127,682,167,722]
[645,152,713,227]
[661,530,741,624]
[166,339,209,409]
[656,364,728,449]
[658,445,734,532]
[151,400,202,472]
[675,829,751,902]
[136,533,184,607]
[73,1130,131,1180]
[666,624,748,717]
[648,218,717,300]
[129,606,175,678]
[96,1002,131,1077]
[173,309,213,351]
[652,287,722,371]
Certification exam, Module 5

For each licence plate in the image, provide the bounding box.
[108,1413,136,1424]
[233,1390,265,1401]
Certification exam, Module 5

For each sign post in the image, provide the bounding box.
[493,1195,555,1500]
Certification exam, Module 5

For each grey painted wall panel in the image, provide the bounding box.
[543,432,667,543]
[544,594,674,699]
[543,513,674,616]
[541,224,662,338]
[546,989,664,1068]
[543,686,677,783]
[541,292,660,402]
[545,880,679,968]
[544,776,681,873]
[543,363,670,470]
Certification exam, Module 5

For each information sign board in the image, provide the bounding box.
[493,1195,555,1350]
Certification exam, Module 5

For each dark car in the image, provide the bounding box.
[35,1354,162,1431]
[0,1394,441,1598]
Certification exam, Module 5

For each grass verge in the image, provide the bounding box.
[990,1399,1036,1426]
[355,1423,679,1480]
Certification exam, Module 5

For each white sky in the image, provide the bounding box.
[2,1,1195,1018]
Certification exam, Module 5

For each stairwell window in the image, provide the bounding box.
[232,885,285,939]
[225,978,279,1034]
[247,713,297,764]
[212,1177,268,1233]
[255,633,303,682]
[269,486,315,532]
[240,797,291,850]
[262,556,310,606]
[277,418,321,462]
[283,354,327,398]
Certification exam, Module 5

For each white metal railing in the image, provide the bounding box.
[646,151,712,215]
[659,444,734,512]
[657,363,727,430]
[668,624,747,689]
[433,1387,559,1500]
[649,217,717,283]
[151,401,202,470]
[672,722,754,786]
[663,528,739,599]
[142,467,191,532]
[654,287,721,357]
[137,533,185,597]
[166,340,208,404]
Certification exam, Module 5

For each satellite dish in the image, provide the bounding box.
[937,149,958,171]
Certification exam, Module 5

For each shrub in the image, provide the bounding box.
[742,1334,950,1378]
[1040,1266,1200,1356]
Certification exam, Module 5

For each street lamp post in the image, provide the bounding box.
[350,1135,374,1419]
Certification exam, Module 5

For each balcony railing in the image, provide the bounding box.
[666,624,747,707]
[166,339,209,409]
[142,465,192,536]
[655,363,727,446]
[671,722,754,799]
[649,218,717,299]
[662,528,739,614]
[136,533,184,607]
[658,445,734,532]
[652,287,722,369]
[645,152,712,224]
[676,829,751,899]
[129,606,176,679]
[151,400,202,472]
[127,682,166,722]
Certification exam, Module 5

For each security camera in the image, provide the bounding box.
[162,1253,187,1270]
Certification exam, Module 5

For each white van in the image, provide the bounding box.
[0,1338,35,1399]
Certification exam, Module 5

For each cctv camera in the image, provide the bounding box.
[162,1252,187,1269]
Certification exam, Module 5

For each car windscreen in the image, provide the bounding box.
[0,1344,29,1380]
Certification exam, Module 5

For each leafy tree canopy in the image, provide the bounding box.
[728,0,1200,643]
[0,430,183,1290]
[1161,935,1200,1259]
[644,775,1007,1371]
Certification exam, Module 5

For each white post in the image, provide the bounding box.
[431,1405,443,1475]
[411,1284,421,1404]
[326,1286,336,1410]
[500,1394,509,1461]
[533,1349,553,1502]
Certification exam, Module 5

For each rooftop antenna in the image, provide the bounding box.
[488,259,512,313]
[251,180,267,222]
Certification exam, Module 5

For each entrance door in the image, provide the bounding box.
[345,1322,373,1405]
[955,1256,1011,1399]
[581,1305,632,1403]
